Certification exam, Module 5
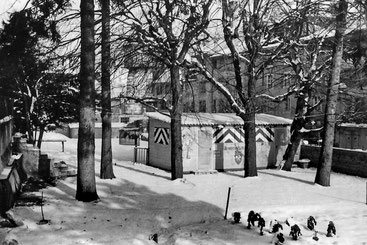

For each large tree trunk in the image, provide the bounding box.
[76,0,99,202]
[100,0,115,179]
[222,0,257,177]
[244,68,257,177]
[170,64,183,180]
[315,0,347,186]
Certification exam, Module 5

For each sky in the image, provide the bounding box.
[0,0,29,25]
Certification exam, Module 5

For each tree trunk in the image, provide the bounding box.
[22,94,34,144]
[170,64,183,180]
[282,93,308,171]
[315,0,347,186]
[36,125,45,149]
[100,0,115,179]
[245,67,257,177]
[222,0,257,177]
[76,0,99,202]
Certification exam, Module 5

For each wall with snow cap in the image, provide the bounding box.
[301,145,367,178]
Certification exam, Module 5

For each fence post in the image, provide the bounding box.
[134,147,137,163]
[224,187,231,220]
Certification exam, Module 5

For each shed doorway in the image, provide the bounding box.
[197,129,213,171]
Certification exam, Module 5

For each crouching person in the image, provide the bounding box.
[289,224,302,240]
[271,232,285,245]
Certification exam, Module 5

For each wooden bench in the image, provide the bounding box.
[42,139,67,152]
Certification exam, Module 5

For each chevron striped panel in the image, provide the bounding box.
[256,127,274,142]
[213,127,244,143]
[154,127,169,145]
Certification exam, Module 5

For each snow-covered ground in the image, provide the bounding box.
[1,132,367,245]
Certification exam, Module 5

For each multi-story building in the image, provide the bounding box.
[124,32,367,130]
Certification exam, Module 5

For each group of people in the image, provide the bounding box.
[233,211,337,244]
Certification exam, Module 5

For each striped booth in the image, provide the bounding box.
[147,113,294,172]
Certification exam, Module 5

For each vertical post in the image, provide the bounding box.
[134,147,137,163]
[134,132,138,147]
[224,187,231,220]
[366,182,367,205]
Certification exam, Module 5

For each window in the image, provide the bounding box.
[199,100,206,112]
[267,74,273,88]
[283,74,291,88]
[199,81,206,94]
[212,99,217,113]
[120,117,129,123]
[285,97,290,110]
[263,74,273,88]
[212,59,218,69]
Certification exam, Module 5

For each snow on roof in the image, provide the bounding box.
[339,123,367,129]
[68,122,127,129]
[146,112,292,126]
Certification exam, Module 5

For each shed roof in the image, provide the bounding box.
[339,123,367,129]
[146,112,292,127]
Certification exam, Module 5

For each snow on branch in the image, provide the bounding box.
[256,90,295,102]
[299,126,323,133]
[186,57,247,118]
[120,95,171,116]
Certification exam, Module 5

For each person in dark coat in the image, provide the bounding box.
[326,221,336,237]
[307,216,317,230]
[290,224,302,240]
[247,210,257,228]
[257,216,266,235]
[270,220,283,233]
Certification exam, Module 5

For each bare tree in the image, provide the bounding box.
[315,0,348,186]
[188,0,289,177]
[113,0,214,180]
[76,0,99,201]
[100,0,115,179]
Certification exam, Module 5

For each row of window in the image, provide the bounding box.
[262,74,293,89]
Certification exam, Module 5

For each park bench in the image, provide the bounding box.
[42,139,67,152]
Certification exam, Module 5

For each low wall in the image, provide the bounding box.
[300,145,367,178]
[0,154,26,212]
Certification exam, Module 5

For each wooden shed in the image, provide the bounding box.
[146,112,294,173]
[335,123,367,150]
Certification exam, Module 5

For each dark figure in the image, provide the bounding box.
[326,221,336,237]
[275,233,285,245]
[258,216,266,235]
[247,210,256,229]
[233,212,241,223]
[307,216,317,230]
[290,224,302,240]
[271,221,283,233]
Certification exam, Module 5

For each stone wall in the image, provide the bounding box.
[300,145,367,178]
[0,96,14,173]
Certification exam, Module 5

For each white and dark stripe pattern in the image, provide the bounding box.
[256,127,274,142]
[154,127,169,145]
[213,127,244,143]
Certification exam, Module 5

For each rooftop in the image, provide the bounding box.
[146,112,292,126]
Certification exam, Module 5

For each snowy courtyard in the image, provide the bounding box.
[1,133,367,245]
